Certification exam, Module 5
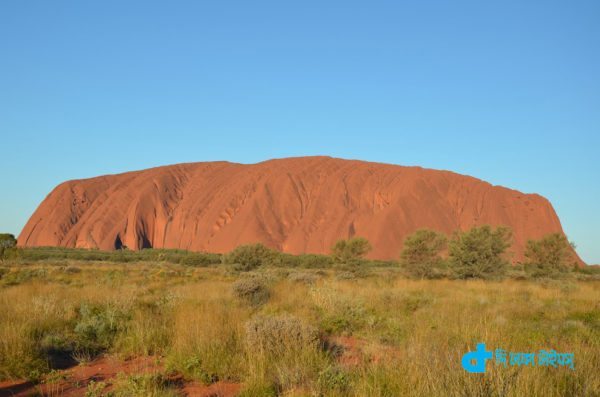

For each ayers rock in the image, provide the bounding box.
[18,156,579,262]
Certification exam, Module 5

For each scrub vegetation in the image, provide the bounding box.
[0,227,598,396]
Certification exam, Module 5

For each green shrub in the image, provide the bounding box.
[171,355,220,384]
[223,243,274,271]
[402,291,434,313]
[400,229,447,279]
[0,233,17,259]
[448,225,512,280]
[331,237,372,266]
[85,380,108,397]
[320,302,369,334]
[524,233,576,277]
[74,303,130,356]
[318,366,351,394]
[311,287,368,334]
[232,278,271,306]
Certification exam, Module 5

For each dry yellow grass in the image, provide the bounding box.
[0,262,598,396]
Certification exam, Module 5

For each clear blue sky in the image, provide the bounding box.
[1,1,598,263]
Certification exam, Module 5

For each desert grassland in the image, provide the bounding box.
[0,262,598,397]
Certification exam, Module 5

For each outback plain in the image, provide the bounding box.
[0,237,598,397]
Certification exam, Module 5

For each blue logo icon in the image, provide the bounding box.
[461,343,493,373]
[462,343,574,372]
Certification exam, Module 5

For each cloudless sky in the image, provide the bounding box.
[1,1,598,263]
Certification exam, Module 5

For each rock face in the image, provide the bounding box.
[18,156,579,262]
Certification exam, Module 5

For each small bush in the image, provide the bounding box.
[0,233,17,259]
[318,366,351,394]
[244,314,319,356]
[524,233,576,277]
[244,314,325,393]
[224,244,274,271]
[402,291,434,313]
[331,237,372,266]
[311,287,368,334]
[74,303,130,356]
[85,380,108,397]
[448,225,512,280]
[232,278,271,306]
[400,229,447,279]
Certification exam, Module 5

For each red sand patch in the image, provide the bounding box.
[0,356,241,397]
[182,381,242,397]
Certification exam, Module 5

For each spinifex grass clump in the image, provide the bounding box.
[166,283,248,385]
[287,271,318,285]
[0,320,48,380]
[245,314,319,355]
[244,314,327,393]
[113,296,175,357]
